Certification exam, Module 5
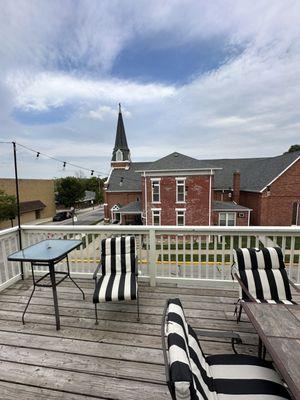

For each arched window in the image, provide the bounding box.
[111,204,121,222]
[116,149,123,161]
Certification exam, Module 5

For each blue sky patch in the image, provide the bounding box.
[12,104,75,125]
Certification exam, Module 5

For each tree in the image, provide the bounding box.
[56,177,85,208]
[84,176,105,203]
[0,190,17,227]
[287,144,300,153]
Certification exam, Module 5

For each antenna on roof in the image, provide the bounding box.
[119,103,121,113]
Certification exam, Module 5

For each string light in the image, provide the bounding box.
[63,161,66,169]
[14,142,108,177]
[91,170,94,176]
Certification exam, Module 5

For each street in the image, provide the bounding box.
[46,206,104,226]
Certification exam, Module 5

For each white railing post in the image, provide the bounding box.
[149,227,157,286]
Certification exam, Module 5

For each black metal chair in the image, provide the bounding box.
[162,298,291,400]
[93,235,139,324]
[232,246,299,322]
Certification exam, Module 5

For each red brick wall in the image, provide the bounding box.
[214,190,233,202]
[260,159,300,225]
[105,191,141,221]
[240,158,300,226]
[143,175,212,225]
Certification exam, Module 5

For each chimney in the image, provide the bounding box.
[232,170,240,203]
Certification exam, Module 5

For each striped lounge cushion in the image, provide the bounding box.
[166,298,215,400]
[207,354,291,399]
[165,299,291,400]
[93,236,137,303]
[233,247,296,304]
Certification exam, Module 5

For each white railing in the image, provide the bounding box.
[0,225,300,290]
[0,227,22,290]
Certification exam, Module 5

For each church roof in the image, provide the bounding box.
[111,104,130,161]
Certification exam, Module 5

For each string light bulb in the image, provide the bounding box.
[63,161,66,169]
[91,170,94,176]
[36,152,40,158]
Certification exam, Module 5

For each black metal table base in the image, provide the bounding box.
[22,255,85,330]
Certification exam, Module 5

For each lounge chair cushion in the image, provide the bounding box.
[233,247,285,270]
[207,354,291,399]
[101,236,136,275]
[165,299,291,400]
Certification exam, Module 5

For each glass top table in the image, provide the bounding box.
[8,239,82,263]
[7,239,85,330]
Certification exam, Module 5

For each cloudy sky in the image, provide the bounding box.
[0,0,299,178]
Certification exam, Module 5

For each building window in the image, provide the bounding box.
[111,204,121,222]
[116,149,123,161]
[152,210,161,225]
[152,179,160,203]
[291,201,299,225]
[219,212,235,226]
[176,210,185,226]
[176,179,185,203]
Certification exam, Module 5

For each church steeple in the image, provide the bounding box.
[111,103,131,166]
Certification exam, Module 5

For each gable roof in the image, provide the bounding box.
[107,161,151,192]
[139,152,216,171]
[107,151,300,193]
[206,151,300,192]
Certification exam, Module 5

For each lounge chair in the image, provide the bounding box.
[232,246,299,322]
[93,236,139,323]
[162,298,291,400]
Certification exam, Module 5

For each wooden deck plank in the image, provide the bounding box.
[0,278,257,399]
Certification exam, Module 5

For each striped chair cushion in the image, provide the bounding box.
[166,299,215,400]
[238,269,295,303]
[93,236,137,303]
[233,247,296,304]
[233,247,285,270]
[207,354,291,399]
[101,236,136,275]
[93,272,137,302]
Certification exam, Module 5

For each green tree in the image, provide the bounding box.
[0,190,17,227]
[287,144,300,153]
[84,176,105,203]
[56,177,85,208]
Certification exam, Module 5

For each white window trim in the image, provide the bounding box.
[176,178,186,204]
[176,209,186,226]
[218,212,236,226]
[151,179,161,203]
[152,209,161,226]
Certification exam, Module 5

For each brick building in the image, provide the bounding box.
[104,108,300,226]
[0,178,56,229]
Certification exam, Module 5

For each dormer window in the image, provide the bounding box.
[116,149,123,161]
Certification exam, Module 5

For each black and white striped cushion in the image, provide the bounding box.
[207,354,291,399]
[93,236,137,303]
[233,247,296,304]
[165,299,291,400]
[166,298,214,400]
[101,236,136,274]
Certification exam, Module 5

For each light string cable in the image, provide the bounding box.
[15,142,109,177]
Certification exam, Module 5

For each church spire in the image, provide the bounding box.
[111,103,131,166]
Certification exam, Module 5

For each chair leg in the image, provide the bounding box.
[237,303,242,323]
[137,290,140,322]
[94,303,99,325]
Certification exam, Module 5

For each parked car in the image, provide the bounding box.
[52,211,73,222]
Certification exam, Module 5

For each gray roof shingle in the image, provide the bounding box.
[119,201,142,214]
[213,201,251,211]
[206,151,300,191]
[107,151,300,193]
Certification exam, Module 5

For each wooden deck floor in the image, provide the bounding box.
[0,278,263,399]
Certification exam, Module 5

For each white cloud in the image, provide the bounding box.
[6,71,176,111]
[88,105,131,120]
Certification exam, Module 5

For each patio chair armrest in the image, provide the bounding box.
[93,263,102,281]
[194,329,242,354]
[289,278,300,293]
[234,273,256,302]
